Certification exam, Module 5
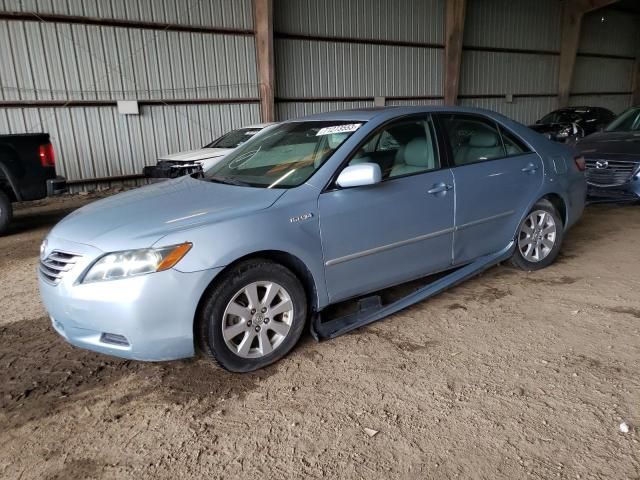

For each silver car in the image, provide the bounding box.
[39,107,586,372]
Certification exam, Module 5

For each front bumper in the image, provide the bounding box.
[587,177,640,203]
[143,162,203,179]
[38,236,222,361]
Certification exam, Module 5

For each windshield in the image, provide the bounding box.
[540,110,584,124]
[205,127,266,149]
[606,108,640,132]
[204,121,363,188]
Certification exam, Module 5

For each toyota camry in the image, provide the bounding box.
[39,107,586,372]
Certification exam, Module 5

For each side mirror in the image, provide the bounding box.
[336,163,382,188]
[535,119,542,124]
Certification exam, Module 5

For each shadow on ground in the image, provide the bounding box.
[0,317,277,431]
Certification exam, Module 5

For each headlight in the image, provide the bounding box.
[82,243,192,284]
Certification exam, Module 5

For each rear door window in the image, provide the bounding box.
[438,114,530,166]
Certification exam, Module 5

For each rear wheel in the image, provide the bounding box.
[510,200,563,271]
[0,190,12,235]
[198,259,307,372]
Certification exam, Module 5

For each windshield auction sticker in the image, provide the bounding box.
[316,124,362,136]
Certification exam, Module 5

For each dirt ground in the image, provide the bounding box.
[0,192,639,480]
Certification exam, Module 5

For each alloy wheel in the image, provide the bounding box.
[221,281,294,359]
[518,210,557,263]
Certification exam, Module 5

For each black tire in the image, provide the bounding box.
[509,199,564,271]
[198,259,307,372]
[0,190,12,236]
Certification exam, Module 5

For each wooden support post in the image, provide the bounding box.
[634,58,640,106]
[634,18,640,106]
[254,0,275,122]
[444,0,466,105]
[558,0,621,107]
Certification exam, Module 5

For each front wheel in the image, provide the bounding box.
[510,200,564,271]
[198,259,307,372]
[0,190,13,235]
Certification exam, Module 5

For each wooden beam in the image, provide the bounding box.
[574,0,620,13]
[444,0,467,105]
[558,0,621,107]
[253,0,276,122]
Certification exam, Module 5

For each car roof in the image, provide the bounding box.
[286,105,512,123]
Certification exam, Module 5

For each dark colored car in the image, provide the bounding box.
[530,107,615,143]
[575,107,640,202]
[0,133,67,234]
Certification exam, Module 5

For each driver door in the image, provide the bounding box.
[318,115,455,303]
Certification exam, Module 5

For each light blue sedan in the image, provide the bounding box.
[39,107,586,372]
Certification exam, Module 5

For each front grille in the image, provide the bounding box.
[585,159,639,187]
[39,250,82,285]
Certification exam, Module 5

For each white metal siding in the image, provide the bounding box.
[0,1,260,187]
[460,51,558,96]
[569,8,637,112]
[0,20,258,101]
[571,56,634,94]
[274,0,445,119]
[275,0,444,44]
[459,97,559,125]
[568,94,632,115]
[275,38,443,99]
[460,0,560,122]
[463,0,561,51]
[277,100,373,120]
[0,103,260,180]
[578,9,638,57]
[1,0,254,30]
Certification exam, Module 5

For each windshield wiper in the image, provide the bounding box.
[208,176,251,187]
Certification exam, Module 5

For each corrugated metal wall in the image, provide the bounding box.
[460,0,561,124]
[0,21,258,101]
[571,8,638,113]
[275,39,443,98]
[274,0,445,119]
[1,0,639,189]
[274,0,444,43]
[0,0,254,30]
[0,104,259,182]
[0,0,260,190]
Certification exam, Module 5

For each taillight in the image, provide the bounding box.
[39,143,55,167]
[574,156,586,172]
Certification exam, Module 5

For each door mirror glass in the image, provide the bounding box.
[336,163,382,188]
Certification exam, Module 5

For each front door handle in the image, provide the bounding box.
[522,163,538,174]
[428,183,453,195]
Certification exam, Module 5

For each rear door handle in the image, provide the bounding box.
[428,183,453,195]
[522,163,538,174]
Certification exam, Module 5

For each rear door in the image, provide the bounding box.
[318,115,455,303]
[436,113,544,264]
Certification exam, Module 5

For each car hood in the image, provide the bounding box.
[529,122,571,132]
[158,148,231,162]
[50,176,287,251]
[577,131,640,157]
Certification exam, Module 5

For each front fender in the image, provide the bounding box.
[156,185,330,309]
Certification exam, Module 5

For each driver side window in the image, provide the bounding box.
[349,116,439,180]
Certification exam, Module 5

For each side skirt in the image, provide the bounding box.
[310,242,516,340]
